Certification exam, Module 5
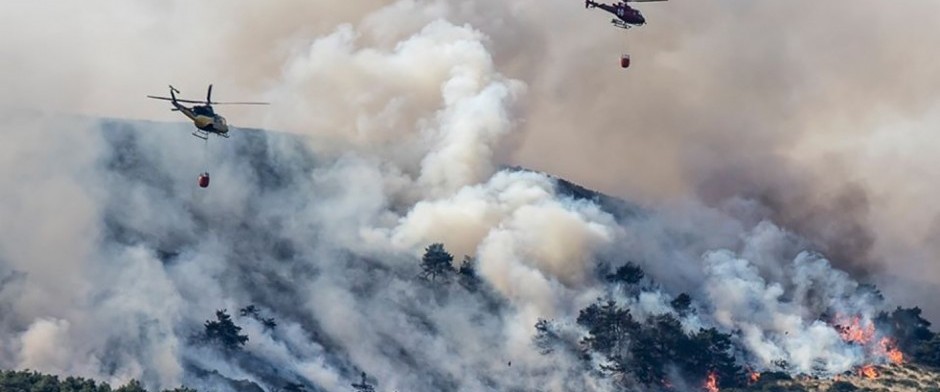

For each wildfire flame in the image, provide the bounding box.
[878,337,904,364]
[836,316,875,345]
[834,314,906,366]
[748,371,761,384]
[703,371,719,392]
[859,365,879,379]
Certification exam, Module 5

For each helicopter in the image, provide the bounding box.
[585,0,666,30]
[147,84,268,140]
[584,0,667,68]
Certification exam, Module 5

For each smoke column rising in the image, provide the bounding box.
[2,0,940,390]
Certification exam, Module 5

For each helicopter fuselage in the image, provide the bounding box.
[599,3,645,26]
[586,1,647,28]
[171,101,229,135]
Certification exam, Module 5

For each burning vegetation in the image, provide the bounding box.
[858,364,879,379]
[879,337,905,364]
[831,313,909,379]
[835,315,876,345]
[747,370,761,384]
[531,256,940,391]
[703,371,719,392]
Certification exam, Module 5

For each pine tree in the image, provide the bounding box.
[418,243,455,283]
[605,262,644,285]
[203,309,249,351]
[670,293,693,315]
[115,380,147,392]
[350,372,375,392]
[457,255,482,291]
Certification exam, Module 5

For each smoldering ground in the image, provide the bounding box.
[2,0,940,390]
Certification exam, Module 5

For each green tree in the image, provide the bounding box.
[31,372,61,392]
[281,383,307,392]
[457,255,482,291]
[204,309,249,351]
[915,334,940,367]
[0,370,117,392]
[685,327,744,388]
[630,314,687,384]
[418,243,455,283]
[875,306,935,361]
[571,297,746,389]
[240,304,277,331]
[670,293,693,315]
[261,317,277,330]
[65,375,111,392]
[605,262,644,285]
[116,380,147,392]
[239,305,260,318]
[350,372,375,392]
[577,300,635,356]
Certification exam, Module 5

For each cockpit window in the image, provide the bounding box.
[194,106,215,116]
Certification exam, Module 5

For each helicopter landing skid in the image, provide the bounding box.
[611,19,633,29]
[192,129,230,140]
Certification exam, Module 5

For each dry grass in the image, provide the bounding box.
[749,364,940,391]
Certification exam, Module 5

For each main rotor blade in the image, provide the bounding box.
[625,0,667,2]
[174,99,208,104]
[147,95,206,104]
[209,101,270,105]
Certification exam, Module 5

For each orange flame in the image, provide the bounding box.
[859,365,879,379]
[886,349,904,364]
[834,314,907,367]
[836,316,875,345]
[703,371,719,392]
[748,371,761,384]
[875,337,904,364]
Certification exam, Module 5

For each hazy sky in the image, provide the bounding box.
[2,1,940,389]
[4,0,939,239]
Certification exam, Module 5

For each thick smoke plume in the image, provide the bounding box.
[2,0,940,391]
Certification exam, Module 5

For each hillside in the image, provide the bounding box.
[736,364,940,391]
[1,119,940,392]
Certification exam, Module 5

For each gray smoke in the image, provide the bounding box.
[2,0,939,391]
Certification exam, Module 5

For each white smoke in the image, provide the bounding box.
[0,1,933,391]
[702,248,856,375]
[1,3,614,390]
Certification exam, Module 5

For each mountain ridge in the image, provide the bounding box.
[3,119,940,392]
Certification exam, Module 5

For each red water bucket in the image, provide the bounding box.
[620,55,631,69]
[197,173,210,188]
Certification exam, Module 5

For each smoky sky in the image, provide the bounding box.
[2,0,940,390]
[7,0,938,284]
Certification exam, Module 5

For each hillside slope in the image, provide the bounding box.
[1,119,939,392]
